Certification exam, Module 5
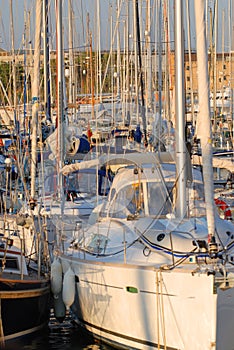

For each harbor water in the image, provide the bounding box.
[3,313,114,350]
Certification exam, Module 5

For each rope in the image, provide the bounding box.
[156,270,167,349]
[0,300,5,348]
[156,271,160,349]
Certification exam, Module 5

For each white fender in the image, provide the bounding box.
[62,267,75,310]
[53,291,66,323]
[51,258,63,298]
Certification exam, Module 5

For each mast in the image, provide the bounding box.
[86,13,90,97]
[221,9,225,117]
[55,0,65,199]
[26,11,33,117]
[23,12,27,135]
[186,0,195,128]
[194,0,216,241]
[43,0,52,122]
[135,0,147,145]
[116,0,121,100]
[213,1,218,132]
[90,32,95,121]
[126,1,130,108]
[163,0,171,125]
[174,0,187,219]
[30,0,42,206]
[68,0,75,109]
[157,0,163,122]
[146,0,152,113]
[229,0,233,137]
[10,0,17,109]
[97,0,102,102]
[122,20,126,121]
[133,0,139,124]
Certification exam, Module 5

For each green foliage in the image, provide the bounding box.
[0,62,10,87]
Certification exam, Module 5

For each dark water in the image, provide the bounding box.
[2,314,114,350]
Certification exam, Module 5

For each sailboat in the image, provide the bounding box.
[0,236,50,344]
[51,1,234,349]
[0,2,51,344]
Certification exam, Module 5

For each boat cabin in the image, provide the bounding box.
[0,237,28,275]
[99,162,205,220]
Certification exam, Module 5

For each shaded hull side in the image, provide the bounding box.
[0,278,51,341]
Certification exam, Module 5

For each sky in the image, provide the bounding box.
[0,0,232,53]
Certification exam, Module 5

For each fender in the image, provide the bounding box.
[214,197,232,220]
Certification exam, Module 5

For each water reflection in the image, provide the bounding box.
[3,314,113,350]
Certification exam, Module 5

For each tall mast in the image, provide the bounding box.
[174,0,187,219]
[55,0,65,199]
[43,0,51,122]
[116,0,121,100]
[86,13,90,97]
[157,0,163,121]
[186,0,195,128]
[90,32,95,121]
[68,0,75,109]
[133,0,139,123]
[195,0,215,240]
[213,1,218,132]
[163,0,171,125]
[30,0,42,205]
[26,11,33,113]
[228,0,233,130]
[23,11,27,133]
[10,0,17,109]
[221,9,225,117]
[97,0,102,102]
[146,0,152,112]
[135,0,147,145]
[126,1,130,106]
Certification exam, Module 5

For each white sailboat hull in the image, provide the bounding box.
[60,255,234,350]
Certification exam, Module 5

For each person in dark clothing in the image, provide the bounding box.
[134,125,142,144]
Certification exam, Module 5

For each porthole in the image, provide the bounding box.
[157,233,165,242]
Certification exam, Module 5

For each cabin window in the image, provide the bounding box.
[147,182,171,216]
[86,234,108,254]
[0,257,19,270]
[126,183,144,215]
[108,183,144,218]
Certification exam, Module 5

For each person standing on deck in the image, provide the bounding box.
[134,124,142,147]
